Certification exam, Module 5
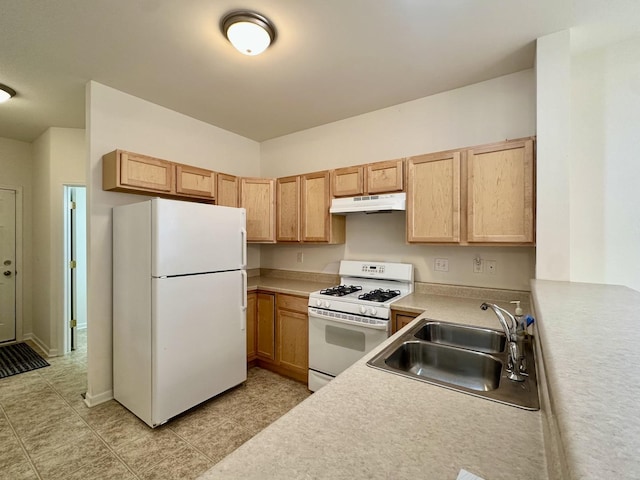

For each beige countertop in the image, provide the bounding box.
[200,290,545,480]
[247,275,334,296]
[531,280,640,480]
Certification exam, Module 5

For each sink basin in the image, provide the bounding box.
[384,341,501,392]
[367,318,539,410]
[413,321,506,354]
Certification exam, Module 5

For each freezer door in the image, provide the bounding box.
[152,270,247,426]
[152,198,246,277]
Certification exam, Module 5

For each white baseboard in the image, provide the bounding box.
[84,389,114,407]
[22,333,58,357]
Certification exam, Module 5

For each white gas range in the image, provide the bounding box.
[307,260,414,392]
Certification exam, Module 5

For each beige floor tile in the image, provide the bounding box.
[93,410,152,449]
[77,399,129,425]
[0,372,51,404]
[63,452,136,480]
[0,455,39,480]
[5,398,77,436]
[188,418,255,464]
[0,427,28,470]
[20,415,92,455]
[31,429,109,480]
[139,446,212,480]
[116,428,188,472]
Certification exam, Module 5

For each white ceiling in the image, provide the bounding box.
[0,0,635,143]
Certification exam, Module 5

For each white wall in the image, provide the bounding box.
[31,128,86,355]
[0,137,33,337]
[570,35,640,291]
[535,31,572,281]
[260,70,536,291]
[86,82,261,405]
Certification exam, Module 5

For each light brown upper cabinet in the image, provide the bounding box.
[301,171,345,243]
[240,177,276,243]
[407,151,461,243]
[103,150,175,194]
[216,173,239,207]
[332,166,365,197]
[332,159,405,197]
[466,138,535,244]
[366,159,404,194]
[175,164,215,199]
[276,176,301,242]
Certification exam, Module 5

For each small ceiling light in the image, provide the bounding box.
[0,84,16,103]
[221,11,276,56]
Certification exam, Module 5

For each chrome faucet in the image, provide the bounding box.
[480,303,526,382]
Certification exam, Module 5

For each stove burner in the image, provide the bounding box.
[358,289,401,303]
[320,285,363,297]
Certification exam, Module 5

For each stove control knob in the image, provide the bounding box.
[316,299,322,307]
[370,308,377,316]
[323,301,331,309]
[359,306,367,314]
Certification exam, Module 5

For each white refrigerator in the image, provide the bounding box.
[112,198,247,427]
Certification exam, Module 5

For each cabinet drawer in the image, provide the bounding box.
[276,294,308,313]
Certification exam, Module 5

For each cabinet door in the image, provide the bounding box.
[120,151,174,192]
[392,310,419,334]
[240,178,276,243]
[301,171,331,242]
[467,139,534,243]
[247,292,257,361]
[407,151,460,243]
[366,159,404,194]
[216,173,239,207]
[256,292,275,361]
[276,294,309,379]
[276,176,300,242]
[175,164,215,198]
[332,166,364,197]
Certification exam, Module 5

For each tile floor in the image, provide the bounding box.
[0,330,311,479]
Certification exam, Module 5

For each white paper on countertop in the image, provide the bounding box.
[457,469,486,480]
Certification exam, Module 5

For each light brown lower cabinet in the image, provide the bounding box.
[246,292,257,362]
[256,292,276,361]
[253,291,309,384]
[391,309,420,334]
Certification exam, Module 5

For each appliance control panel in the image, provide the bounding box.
[361,264,385,275]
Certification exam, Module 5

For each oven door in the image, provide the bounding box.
[308,308,389,382]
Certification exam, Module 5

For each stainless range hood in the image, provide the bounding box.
[329,192,406,214]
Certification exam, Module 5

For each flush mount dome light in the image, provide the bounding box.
[221,10,276,56]
[0,84,16,103]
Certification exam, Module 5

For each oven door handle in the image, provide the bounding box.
[308,309,389,331]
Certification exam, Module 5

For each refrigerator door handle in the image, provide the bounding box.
[241,228,247,268]
[240,269,247,331]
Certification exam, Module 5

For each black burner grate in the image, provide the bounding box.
[320,285,363,297]
[358,289,401,303]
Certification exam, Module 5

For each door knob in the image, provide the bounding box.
[3,271,11,276]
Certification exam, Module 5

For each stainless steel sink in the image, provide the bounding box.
[367,318,539,410]
[384,341,502,392]
[412,321,506,354]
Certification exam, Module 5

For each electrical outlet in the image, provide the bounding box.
[486,260,496,274]
[434,258,449,272]
[473,257,483,273]
[296,251,303,263]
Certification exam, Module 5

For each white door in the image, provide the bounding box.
[151,198,246,277]
[0,189,16,342]
[151,269,247,425]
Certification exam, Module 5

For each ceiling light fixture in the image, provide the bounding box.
[221,10,276,56]
[0,83,16,103]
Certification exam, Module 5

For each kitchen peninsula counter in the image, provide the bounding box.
[199,289,546,480]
